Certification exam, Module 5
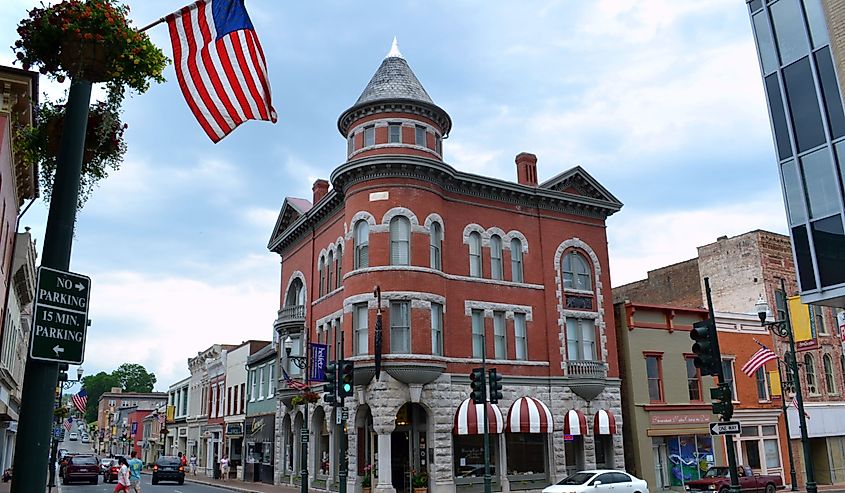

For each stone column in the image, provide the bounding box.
[327,410,336,489]
[375,432,394,493]
[499,433,510,493]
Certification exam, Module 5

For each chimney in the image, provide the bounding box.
[516,152,538,187]
[312,179,330,204]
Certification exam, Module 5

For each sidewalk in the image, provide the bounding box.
[181,473,301,493]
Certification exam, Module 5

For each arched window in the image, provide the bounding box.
[354,220,369,269]
[326,251,334,293]
[430,222,442,270]
[469,232,482,277]
[285,278,305,307]
[511,238,523,283]
[824,354,837,394]
[390,216,410,265]
[563,251,592,290]
[335,245,343,289]
[490,235,503,280]
[318,257,325,297]
[804,353,818,394]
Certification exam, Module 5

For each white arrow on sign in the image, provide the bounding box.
[74,282,85,292]
[53,345,65,357]
[709,421,741,435]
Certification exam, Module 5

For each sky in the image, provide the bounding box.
[0,0,788,390]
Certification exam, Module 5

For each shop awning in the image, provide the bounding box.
[563,409,587,436]
[453,398,504,435]
[593,409,617,435]
[506,396,553,434]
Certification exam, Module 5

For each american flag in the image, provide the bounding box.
[166,0,277,142]
[789,395,811,419]
[71,389,87,414]
[282,369,309,391]
[158,412,166,425]
[741,343,778,377]
[63,417,73,432]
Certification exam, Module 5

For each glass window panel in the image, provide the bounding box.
[493,312,506,359]
[390,216,410,265]
[566,319,580,360]
[812,215,845,287]
[742,441,762,469]
[472,310,484,358]
[514,313,527,360]
[783,57,826,152]
[469,233,482,277]
[390,302,410,353]
[490,236,503,280]
[792,224,817,290]
[742,426,760,437]
[803,0,829,48]
[389,123,401,143]
[765,74,793,160]
[430,223,442,270]
[781,160,807,224]
[801,148,839,219]
[364,126,375,146]
[722,360,736,397]
[761,425,777,436]
[355,221,369,269]
[756,367,769,400]
[687,358,701,401]
[764,439,781,468]
[431,303,443,356]
[581,319,596,360]
[749,0,763,12]
[815,47,845,139]
[771,0,810,66]
[753,11,778,74]
[511,238,523,282]
[354,304,368,355]
[415,126,426,146]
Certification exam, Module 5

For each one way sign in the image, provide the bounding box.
[710,421,741,436]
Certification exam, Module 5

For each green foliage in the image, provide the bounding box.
[80,371,119,423]
[113,363,156,393]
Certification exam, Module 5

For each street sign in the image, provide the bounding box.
[30,266,91,364]
[709,421,741,436]
[300,429,309,443]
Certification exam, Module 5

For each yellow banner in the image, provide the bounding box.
[789,296,813,342]
[166,405,175,422]
[769,370,781,396]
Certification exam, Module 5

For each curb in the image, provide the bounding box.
[182,476,267,493]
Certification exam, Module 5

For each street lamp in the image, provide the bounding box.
[754,278,816,493]
[284,335,309,493]
[59,366,84,389]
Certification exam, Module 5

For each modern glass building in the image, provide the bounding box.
[746,0,845,307]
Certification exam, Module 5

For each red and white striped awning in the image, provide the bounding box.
[506,397,553,433]
[593,409,617,435]
[563,409,588,436]
[453,399,504,435]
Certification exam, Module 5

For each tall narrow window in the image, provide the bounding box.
[335,245,343,289]
[258,367,265,400]
[646,355,664,403]
[514,313,527,360]
[347,135,354,155]
[490,235,503,280]
[430,222,442,270]
[318,257,325,297]
[364,125,375,147]
[326,251,334,293]
[722,360,737,399]
[390,301,411,353]
[431,303,443,356]
[563,251,592,290]
[354,303,368,355]
[756,367,769,401]
[511,238,523,282]
[415,125,426,146]
[566,318,596,361]
[389,123,401,143]
[814,306,828,335]
[268,363,276,397]
[354,220,369,269]
[471,309,484,358]
[824,354,836,394]
[493,311,506,359]
[805,353,818,394]
[686,357,702,402]
[469,232,482,277]
[390,216,410,265]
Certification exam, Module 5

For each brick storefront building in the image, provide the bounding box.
[267,41,624,493]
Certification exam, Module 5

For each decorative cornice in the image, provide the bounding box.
[337,99,452,137]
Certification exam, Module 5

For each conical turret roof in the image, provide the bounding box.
[354,38,433,106]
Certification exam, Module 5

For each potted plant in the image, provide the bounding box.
[302,391,320,403]
[290,395,306,407]
[412,469,428,493]
[361,464,373,493]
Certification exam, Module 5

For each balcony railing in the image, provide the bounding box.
[274,304,305,332]
[566,360,607,379]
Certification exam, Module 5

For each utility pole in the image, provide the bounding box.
[338,331,347,493]
[12,77,92,493]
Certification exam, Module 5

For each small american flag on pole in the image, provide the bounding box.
[282,369,309,391]
[166,0,277,142]
[741,341,778,377]
[63,417,73,432]
[71,389,88,414]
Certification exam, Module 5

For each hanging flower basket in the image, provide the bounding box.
[13,0,167,92]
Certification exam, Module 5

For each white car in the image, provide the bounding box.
[543,470,649,493]
[80,435,89,443]
[68,432,78,441]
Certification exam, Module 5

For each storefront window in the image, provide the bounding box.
[667,435,714,486]
[505,433,547,476]
[564,436,584,475]
[764,440,781,468]
[454,435,498,479]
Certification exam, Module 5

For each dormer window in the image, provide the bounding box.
[415,125,426,146]
[389,123,401,143]
[364,126,375,147]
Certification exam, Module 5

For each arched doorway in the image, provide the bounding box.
[311,407,329,478]
[392,403,429,493]
[282,415,293,479]
[355,405,374,486]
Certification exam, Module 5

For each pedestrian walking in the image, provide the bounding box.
[189,453,197,476]
[220,454,230,481]
[128,451,143,493]
[113,457,131,493]
[179,452,187,468]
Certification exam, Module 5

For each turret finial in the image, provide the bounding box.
[386,36,404,59]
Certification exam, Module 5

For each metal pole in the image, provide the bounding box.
[339,330,347,493]
[301,357,309,493]
[704,278,741,493]
[481,324,491,493]
[779,278,816,493]
[11,78,92,493]
[777,361,798,491]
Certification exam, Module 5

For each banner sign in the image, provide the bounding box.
[309,343,327,382]
[131,422,138,435]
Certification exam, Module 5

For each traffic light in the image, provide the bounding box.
[58,363,69,383]
[339,360,354,399]
[488,368,503,404]
[324,361,338,406]
[710,383,734,420]
[690,319,719,376]
[469,367,485,404]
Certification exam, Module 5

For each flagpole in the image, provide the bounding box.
[137,0,205,33]
[138,17,165,33]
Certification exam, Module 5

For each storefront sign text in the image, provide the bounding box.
[650,413,710,425]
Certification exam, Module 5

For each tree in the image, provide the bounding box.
[80,371,120,423]
[113,363,156,393]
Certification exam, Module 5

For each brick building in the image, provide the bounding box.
[94,388,167,456]
[267,41,624,493]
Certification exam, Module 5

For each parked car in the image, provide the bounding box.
[103,460,120,483]
[685,466,784,493]
[152,456,185,485]
[543,470,649,493]
[68,432,78,441]
[80,435,89,443]
[62,454,99,485]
